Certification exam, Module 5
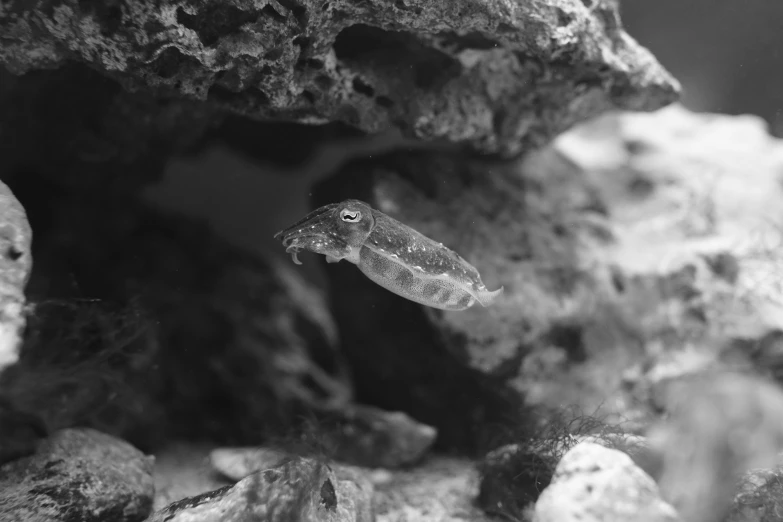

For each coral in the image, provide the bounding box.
[0,0,678,156]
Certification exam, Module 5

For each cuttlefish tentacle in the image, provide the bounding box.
[273,199,503,311]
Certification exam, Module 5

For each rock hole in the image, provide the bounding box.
[492,110,507,136]
[264,47,285,61]
[546,323,586,363]
[5,246,22,261]
[208,85,271,109]
[627,175,654,197]
[102,5,123,36]
[413,62,439,89]
[552,223,567,237]
[596,6,620,33]
[293,36,310,49]
[176,4,259,47]
[277,0,307,27]
[263,469,280,483]
[293,35,312,69]
[149,47,191,79]
[334,25,460,90]
[302,90,316,104]
[703,252,739,284]
[315,74,335,89]
[555,7,574,27]
[306,58,324,69]
[497,22,516,33]
[261,4,287,22]
[77,0,123,36]
[352,77,375,97]
[610,267,626,294]
[337,105,361,126]
[333,24,392,61]
[440,32,500,52]
[320,479,337,510]
[375,96,394,108]
[623,138,650,155]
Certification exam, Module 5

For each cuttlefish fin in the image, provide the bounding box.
[476,286,504,307]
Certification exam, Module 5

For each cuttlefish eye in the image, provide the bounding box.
[340,209,361,222]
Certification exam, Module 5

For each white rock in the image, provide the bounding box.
[533,442,679,522]
[0,180,32,373]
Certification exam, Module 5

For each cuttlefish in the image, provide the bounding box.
[273,199,503,311]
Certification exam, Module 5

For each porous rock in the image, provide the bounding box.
[0,427,154,522]
[0,0,678,156]
[477,442,556,520]
[533,442,679,522]
[148,455,373,522]
[312,104,783,451]
[0,180,31,372]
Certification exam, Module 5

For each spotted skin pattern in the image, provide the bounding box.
[274,199,503,311]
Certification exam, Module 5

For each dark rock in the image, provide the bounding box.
[0,396,47,465]
[477,443,556,520]
[0,0,679,156]
[0,186,351,451]
[313,404,436,467]
[0,427,154,522]
[148,455,373,522]
[0,179,31,371]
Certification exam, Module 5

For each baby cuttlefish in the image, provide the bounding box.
[273,200,503,311]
